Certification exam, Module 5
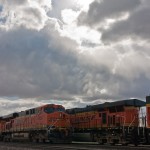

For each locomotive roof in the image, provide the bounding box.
[92,99,145,109]
[146,96,150,104]
[66,99,145,114]
[1,112,18,120]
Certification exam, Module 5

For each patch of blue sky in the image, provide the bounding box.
[40,99,64,105]
[1,96,20,101]
[0,17,6,24]
[0,5,6,24]
[0,5,2,11]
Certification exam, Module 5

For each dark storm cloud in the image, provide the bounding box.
[0,22,119,102]
[0,0,27,6]
[77,0,150,42]
[0,5,2,11]
[102,7,150,42]
[78,0,141,26]
[0,23,83,99]
[2,22,147,102]
[77,41,150,102]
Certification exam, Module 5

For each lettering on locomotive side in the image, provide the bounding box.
[12,133,29,138]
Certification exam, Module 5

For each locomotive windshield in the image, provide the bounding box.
[44,107,65,113]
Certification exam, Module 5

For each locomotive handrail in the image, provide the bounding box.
[122,115,126,136]
[47,117,70,133]
[116,114,126,136]
[47,118,60,133]
[128,116,135,133]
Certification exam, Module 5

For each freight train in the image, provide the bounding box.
[0,96,150,146]
[67,97,150,146]
[0,104,72,143]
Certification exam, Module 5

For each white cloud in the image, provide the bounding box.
[0,97,43,115]
[60,24,101,48]
[0,0,52,30]
[49,0,94,19]
[74,0,95,11]
[61,9,79,24]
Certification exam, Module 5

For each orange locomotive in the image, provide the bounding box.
[146,96,150,128]
[0,104,72,143]
[146,96,150,143]
[67,99,145,145]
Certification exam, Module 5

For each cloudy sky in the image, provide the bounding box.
[0,0,150,115]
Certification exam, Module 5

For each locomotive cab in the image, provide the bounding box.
[42,104,72,143]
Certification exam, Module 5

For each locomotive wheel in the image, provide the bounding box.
[42,139,46,143]
[98,142,104,145]
[3,137,7,142]
[98,139,104,145]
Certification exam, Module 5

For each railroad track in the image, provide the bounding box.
[0,142,150,150]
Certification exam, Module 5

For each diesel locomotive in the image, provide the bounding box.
[67,97,150,146]
[0,104,72,143]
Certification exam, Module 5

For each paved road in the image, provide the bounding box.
[0,142,150,150]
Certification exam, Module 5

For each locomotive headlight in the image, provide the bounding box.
[60,113,62,118]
